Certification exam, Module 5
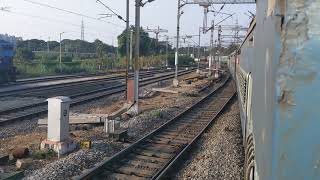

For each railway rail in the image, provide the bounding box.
[1,68,171,87]
[73,75,236,180]
[0,69,171,97]
[0,69,194,125]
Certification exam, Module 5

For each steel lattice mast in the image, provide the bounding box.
[183,0,255,5]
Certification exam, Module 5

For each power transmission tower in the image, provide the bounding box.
[184,0,255,4]
[81,19,84,41]
[145,26,168,41]
[145,26,168,55]
[183,0,255,29]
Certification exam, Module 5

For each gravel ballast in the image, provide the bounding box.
[2,71,217,179]
[175,99,244,180]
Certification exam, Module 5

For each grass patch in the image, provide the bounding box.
[32,149,57,159]
[152,110,164,119]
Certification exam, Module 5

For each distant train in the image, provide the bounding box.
[229,1,320,180]
[0,40,16,83]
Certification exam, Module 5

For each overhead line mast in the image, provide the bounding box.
[81,19,84,41]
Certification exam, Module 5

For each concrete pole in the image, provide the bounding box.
[47,37,50,53]
[193,45,195,57]
[130,30,133,70]
[187,43,190,56]
[59,32,64,73]
[174,0,181,86]
[209,21,214,76]
[197,27,201,73]
[125,0,130,99]
[166,36,169,67]
[133,0,140,113]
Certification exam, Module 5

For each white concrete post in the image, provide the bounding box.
[47,96,71,142]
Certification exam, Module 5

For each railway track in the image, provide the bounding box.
[1,68,169,87]
[73,75,236,180]
[0,69,171,97]
[0,69,194,125]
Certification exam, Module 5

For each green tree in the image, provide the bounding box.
[224,44,239,55]
[15,48,35,62]
[117,26,153,57]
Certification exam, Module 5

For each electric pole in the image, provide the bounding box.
[187,43,190,56]
[47,37,50,53]
[130,30,133,70]
[81,19,84,41]
[125,0,130,100]
[59,32,65,73]
[174,0,182,87]
[193,45,195,57]
[133,0,141,113]
[166,36,169,67]
[197,27,201,73]
[209,20,214,76]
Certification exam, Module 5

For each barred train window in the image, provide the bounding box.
[237,69,247,112]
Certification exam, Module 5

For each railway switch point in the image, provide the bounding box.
[40,96,77,155]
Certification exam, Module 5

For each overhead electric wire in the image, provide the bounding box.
[21,0,124,28]
[3,10,81,28]
[0,9,117,40]
[96,0,126,22]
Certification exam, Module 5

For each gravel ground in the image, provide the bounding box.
[24,142,124,179]
[175,99,244,180]
[122,96,197,141]
[0,96,44,110]
[0,119,41,139]
[23,95,198,179]
[23,78,202,179]
[2,71,213,179]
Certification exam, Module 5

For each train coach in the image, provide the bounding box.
[0,40,16,83]
[229,1,320,180]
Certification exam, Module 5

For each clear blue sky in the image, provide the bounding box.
[0,0,255,46]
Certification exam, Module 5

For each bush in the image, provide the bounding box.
[14,60,99,78]
[167,54,194,66]
[32,149,57,159]
[15,48,35,62]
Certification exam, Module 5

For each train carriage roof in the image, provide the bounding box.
[239,16,256,49]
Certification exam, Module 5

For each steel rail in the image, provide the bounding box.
[0,70,180,115]
[0,69,194,125]
[1,68,167,87]
[0,69,170,97]
[73,74,236,180]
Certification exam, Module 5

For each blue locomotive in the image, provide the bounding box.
[229,1,320,180]
[0,40,16,83]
